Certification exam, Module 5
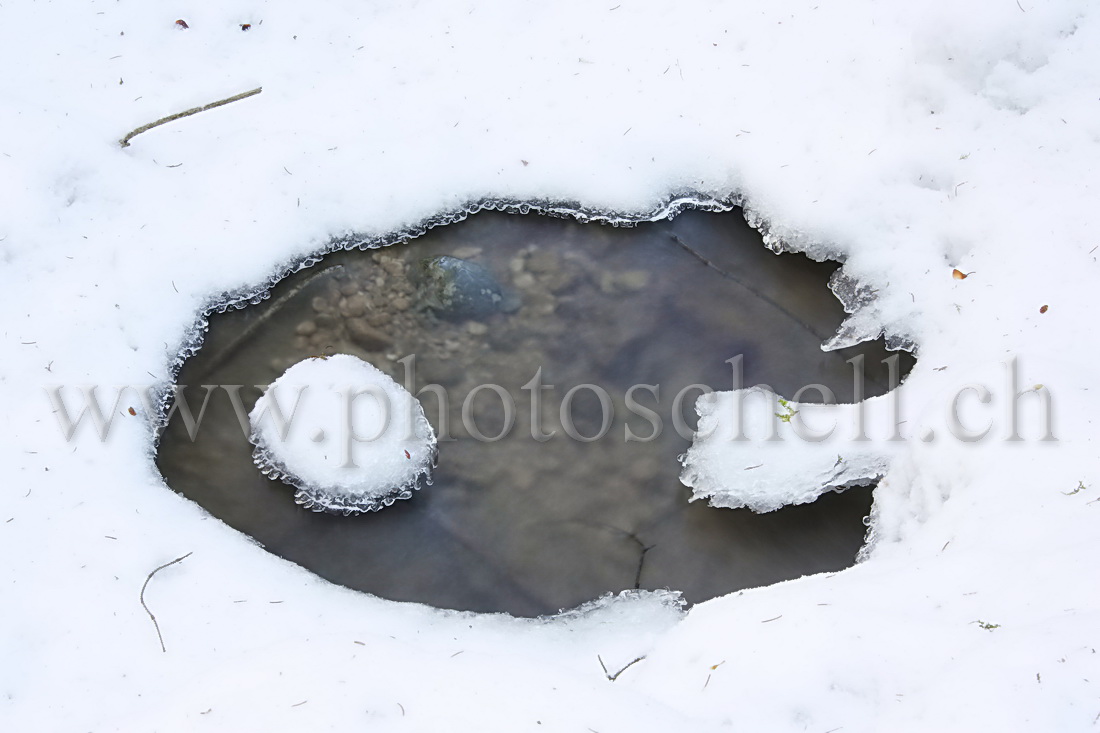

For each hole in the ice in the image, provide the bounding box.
[156,207,914,617]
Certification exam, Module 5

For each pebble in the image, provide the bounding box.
[525,250,559,275]
[340,293,369,318]
[346,318,392,351]
[617,270,650,292]
[295,320,317,336]
[451,246,483,259]
[602,268,642,294]
[600,271,649,294]
[466,321,489,336]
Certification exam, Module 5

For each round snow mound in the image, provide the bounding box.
[248,354,437,515]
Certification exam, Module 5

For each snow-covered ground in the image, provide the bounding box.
[3,0,1099,730]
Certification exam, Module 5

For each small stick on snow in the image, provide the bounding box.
[598,654,646,681]
[140,552,193,652]
[119,87,262,148]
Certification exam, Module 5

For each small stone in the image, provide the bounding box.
[452,246,483,259]
[340,293,369,318]
[391,296,410,311]
[311,296,331,313]
[509,255,527,274]
[617,270,650,292]
[599,270,649,294]
[296,320,318,336]
[346,318,392,351]
[315,313,337,328]
[413,255,509,320]
[513,272,537,290]
[466,321,489,336]
[525,250,559,275]
[340,281,360,297]
[546,268,579,294]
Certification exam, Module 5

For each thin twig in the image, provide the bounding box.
[140,552,193,652]
[598,654,646,681]
[119,87,262,148]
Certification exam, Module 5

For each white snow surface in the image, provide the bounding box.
[249,354,436,514]
[4,0,1100,730]
[681,388,900,513]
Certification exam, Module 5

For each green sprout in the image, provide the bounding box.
[1062,481,1087,496]
[775,398,798,424]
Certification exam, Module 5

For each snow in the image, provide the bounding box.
[4,0,1100,730]
[680,388,900,513]
[249,355,436,515]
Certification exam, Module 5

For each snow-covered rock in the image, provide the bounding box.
[249,354,436,515]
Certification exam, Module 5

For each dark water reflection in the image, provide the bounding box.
[157,209,912,616]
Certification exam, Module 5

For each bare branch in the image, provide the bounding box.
[119,87,262,148]
[139,552,193,652]
[598,654,646,681]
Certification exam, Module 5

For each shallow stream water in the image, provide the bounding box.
[157,209,912,616]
